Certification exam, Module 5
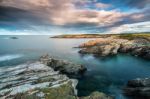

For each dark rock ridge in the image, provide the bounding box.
[40,54,87,77]
[78,37,150,60]
[124,78,150,99]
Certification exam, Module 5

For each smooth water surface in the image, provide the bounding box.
[0,35,150,99]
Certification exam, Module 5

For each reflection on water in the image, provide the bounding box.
[0,35,150,99]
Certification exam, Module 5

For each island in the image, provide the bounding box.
[9,37,18,39]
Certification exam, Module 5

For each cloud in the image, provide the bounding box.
[95,2,111,9]
[0,0,127,26]
[0,0,149,34]
[107,21,150,34]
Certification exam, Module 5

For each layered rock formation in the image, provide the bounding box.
[0,62,78,99]
[78,37,150,59]
[0,56,113,99]
[124,78,150,99]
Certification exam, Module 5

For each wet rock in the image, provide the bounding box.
[40,54,87,77]
[124,78,150,98]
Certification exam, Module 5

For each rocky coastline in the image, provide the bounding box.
[0,55,113,99]
[78,37,150,60]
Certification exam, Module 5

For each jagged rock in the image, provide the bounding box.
[79,44,120,56]
[124,78,150,99]
[0,62,78,99]
[78,37,150,59]
[131,46,150,59]
[40,54,87,76]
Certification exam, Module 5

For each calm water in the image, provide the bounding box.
[0,35,150,99]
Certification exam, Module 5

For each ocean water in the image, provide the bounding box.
[0,35,150,99]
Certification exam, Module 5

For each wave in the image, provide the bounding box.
[0,54,23,62]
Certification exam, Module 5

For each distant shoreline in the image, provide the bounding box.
[51,33,150,39]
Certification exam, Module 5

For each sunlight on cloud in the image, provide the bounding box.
[108,21,150,34]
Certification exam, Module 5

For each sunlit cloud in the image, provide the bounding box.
[0,0,149,34]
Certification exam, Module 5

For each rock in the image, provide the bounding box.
[124,78,150,98]
[79,43,120,57]
[0,62,78,99]
[131,46,150,59]
[9,37,18,39]
[40,54,87,77]
[0,57,113,99]
[81,91,114,99]
[78,37,150,60]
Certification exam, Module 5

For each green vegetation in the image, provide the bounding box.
[115,33,150,40]
[81,91,113,99]
[51,33,150,39]
[40,81,76,99]
[12,81,77,99]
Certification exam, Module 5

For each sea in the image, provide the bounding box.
[0,35,150,99]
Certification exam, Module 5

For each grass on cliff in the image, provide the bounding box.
[115,33,150,40]
[52,33,150,39]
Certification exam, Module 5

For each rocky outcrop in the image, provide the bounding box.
[0,62,78,99]
[79,43,120,56]
[0,57,113,99]
[78,37,150,59]
[124,78,150,99]
[40,54,87,77]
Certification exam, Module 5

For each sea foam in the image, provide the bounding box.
[0,54,23,62]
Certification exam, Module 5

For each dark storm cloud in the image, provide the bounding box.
[0,5,53,30]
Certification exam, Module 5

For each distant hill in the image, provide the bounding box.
[51,33,150,40]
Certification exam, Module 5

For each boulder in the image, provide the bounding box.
[40,54,87,77]
[124,78,150,98]
[131,46,150,60]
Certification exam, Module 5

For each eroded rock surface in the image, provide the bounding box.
[124,78,150,99]
[0,57,113,99]
[78,37,150,59]
[0,62,78,99]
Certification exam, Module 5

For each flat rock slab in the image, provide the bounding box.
[0,62,78,99]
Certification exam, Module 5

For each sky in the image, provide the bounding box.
[0,0,150,35]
